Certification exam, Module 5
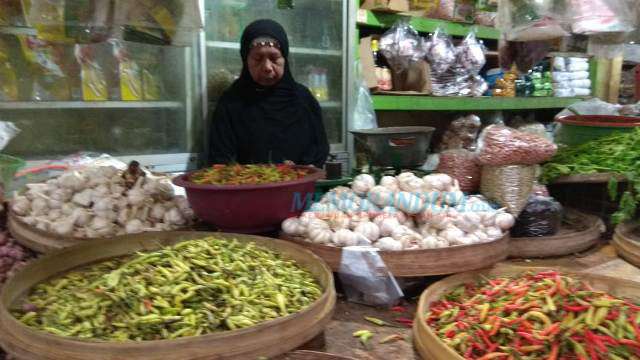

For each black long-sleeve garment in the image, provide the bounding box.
[208,19,330,168]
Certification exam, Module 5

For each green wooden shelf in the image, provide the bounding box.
[357,9,500,40]
[372,95,587,111]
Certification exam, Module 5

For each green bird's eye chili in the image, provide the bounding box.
[425,271,640,360]
[12,237,322,341]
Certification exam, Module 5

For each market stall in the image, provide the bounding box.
[0,0,639,359]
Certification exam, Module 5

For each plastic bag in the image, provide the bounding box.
[114,0,202,46]
[477,125,557,166]
[26,0,112,43]
[352,80,378,130]
[569,0,635,35]
[75,45,108,101]
[425,27,456,74]
[0,38,19,101]
[0,121,20,152]
[435,0,475,23]
[436,149,481,192]
[497,0,569,41]
[510,115,550,140]
[456,30,486,74]
[480,165,536,215]
[438,114,482,151]
[338,246,403,307]
[511,195,563,237]
[379,20,425,75]
[18,36,71,101]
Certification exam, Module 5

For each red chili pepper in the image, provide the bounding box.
[464,346,474,359]
[619,339,640,348]
[446,330,456,339]
[548,342,560,360]
[564,305,590,312]
[489,316,501,336]
[632,321,640,343]
[390,306,406,313]
[478,330,495,348]
[516,332,544,345]
[596,334,618,346]
[606,309,620,320]
[541,323,561,337]
[396,318,414,327]
[587,332,607,353]
[555,275,568,296]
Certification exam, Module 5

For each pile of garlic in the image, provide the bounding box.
[11,166,194,238]
[281,172,515,251]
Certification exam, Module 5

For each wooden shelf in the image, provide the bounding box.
[0,101,183,110]
[372,95,587,111]
[357,9,500,40]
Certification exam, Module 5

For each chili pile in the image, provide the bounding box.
[190,164,309,185]
[425,271,640,359]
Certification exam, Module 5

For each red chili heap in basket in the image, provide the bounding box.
[425,271,640,360]
[189,164,309,185]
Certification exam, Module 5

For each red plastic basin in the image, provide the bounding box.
[172,166,325,234]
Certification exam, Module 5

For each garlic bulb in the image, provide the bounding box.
[125,219,144,234]
[348,212,370,230]
[380,176,399,192]
[72,189,94,207]
[298,211,317,226]
[495,212,515,231]
[381,206,407,224]
[163,207,186,226]
[150,203,166,220]
[309,227,332,245]
[485,227,503,241]
[307,218,330,231]
[351,174,376,196]
[31,198,48,216]
[52,214,78,236]
[398,174,423,193]
[282,217,307,236]
[327,213,350,231]
[421,235,439,249]
[394,192,424,215]
[375,237,403,251]
[332,228,359,247]
[378,217,401,237]
[439,226,465,245]
[72,208,91,227]
[354,222,380,242]
[11,196,30,216]
[47,209,62,221]
[368,185,394,208]
[58,171,87,191]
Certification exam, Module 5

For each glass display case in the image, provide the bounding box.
[203,0,348,153]
[0,1,204,172]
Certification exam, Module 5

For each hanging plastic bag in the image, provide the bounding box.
[338,246,403,307]
[511,195,563,237]
[26,0,112,43]
[569,0,635,35]
[75,44,109,101]
[437,115,482,151]
[497,0,569,41]
[352,81,378,130]
[476,125,557,166]
[18,36,72,101]
[456,29,486,74]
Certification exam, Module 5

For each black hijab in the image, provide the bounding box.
[208,19,330,168]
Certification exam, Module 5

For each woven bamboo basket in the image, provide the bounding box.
[509,209,604,259]
[413,265,640,359]
[613,221,640,267]
[0,231,336,360]
[280,233,509,277]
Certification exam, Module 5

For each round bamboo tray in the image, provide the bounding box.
[7,211,191,254]
[509,209,604,259]
[280,233,510,277]
[413,266,640,360]
[0,231,336,360]
[613,221,640,267]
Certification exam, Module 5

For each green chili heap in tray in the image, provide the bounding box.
[425,271,640,360]
[189,164,310,185]
[13,237,322,341]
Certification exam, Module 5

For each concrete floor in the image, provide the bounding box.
[285,242,640,360]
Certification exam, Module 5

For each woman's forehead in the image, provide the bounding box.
[248,45,283,58]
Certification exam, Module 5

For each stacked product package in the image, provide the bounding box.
[552,56,591,97]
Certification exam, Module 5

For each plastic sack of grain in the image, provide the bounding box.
[511,195,563,237]
[436,149,481,192]
[481,165,536,215]
[477,125,557,166]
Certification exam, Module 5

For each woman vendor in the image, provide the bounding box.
[208,19,330,168]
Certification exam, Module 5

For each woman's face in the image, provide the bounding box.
[247,46,285,87]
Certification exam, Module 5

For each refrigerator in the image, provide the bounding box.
[0,1,204,173]
[202,0,351,172]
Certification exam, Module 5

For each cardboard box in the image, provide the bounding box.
[359,36,431,94]
[360,0,410,13]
